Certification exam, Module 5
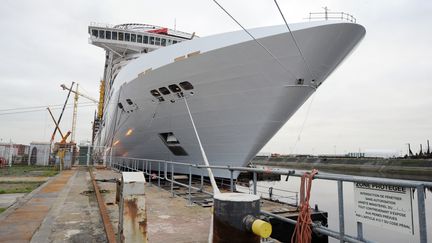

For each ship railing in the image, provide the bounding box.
[109,156,431,243]
[306,11,357,23]
[89,22,194,39]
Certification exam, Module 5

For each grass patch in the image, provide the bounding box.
[0,165,58,177]
[0,181,43,194]
[0,208,6,214]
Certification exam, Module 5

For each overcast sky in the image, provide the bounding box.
[0,0,431,155]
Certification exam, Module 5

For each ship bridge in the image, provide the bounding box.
[88,23,194,55]
[88,23,196,90]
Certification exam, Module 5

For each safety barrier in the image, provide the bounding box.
[110,156,431,243]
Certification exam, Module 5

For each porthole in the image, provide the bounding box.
[168,84,181,93]
[150,89,161,97]
[118,103,124,109]
[126,99,133,105]
[159,87,171,95]
[179,81,194,90]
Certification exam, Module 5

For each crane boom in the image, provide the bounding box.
[60,84,98,103]
[51,82,74,143]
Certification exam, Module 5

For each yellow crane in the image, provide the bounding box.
[60,83,98,143]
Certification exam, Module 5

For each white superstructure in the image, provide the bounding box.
[89,18,365,178]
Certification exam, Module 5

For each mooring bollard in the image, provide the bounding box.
[118,172,147,243]
[213,193,272,243]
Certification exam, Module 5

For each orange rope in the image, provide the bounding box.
[291,169,319,243]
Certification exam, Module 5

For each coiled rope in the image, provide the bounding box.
[292,169,319,243]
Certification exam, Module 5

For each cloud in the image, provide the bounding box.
[0,0,431,154]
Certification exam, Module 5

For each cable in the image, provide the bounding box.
[212,0,297,79]
[273,0,316,81]
[290,93,316,154]
[0,103,97,116]
[183,95,220,194]
[0,101,95,112]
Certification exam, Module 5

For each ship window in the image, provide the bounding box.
[150,37,155,45]
[173,40,178,44]
[157,96,165,102]
[112,31,117,40]
[131,34,136,42]
[99,30,105,39]
[296,78,304,85]
[126,99,133,105]
[105,31,111,39]
[159,87,170,95]
[143,35,148,44]
[167,39,172,45]
[125,33,130,41]
[155,37,161,46]
[119,32,124,41]
[161,38,166,46]
[150,89,161,97]
[91,29,98,37]
[179,81,194,90]
[168,84,181,93]
[137,35,142,43]
[118,103,124,109]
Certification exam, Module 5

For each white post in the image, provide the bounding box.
[119,172,147,242]
[86,144,91,166]
[8,139,13,167]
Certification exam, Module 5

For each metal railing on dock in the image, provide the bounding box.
[109,156,431,243]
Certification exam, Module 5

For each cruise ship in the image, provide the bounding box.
[89,14,365,178]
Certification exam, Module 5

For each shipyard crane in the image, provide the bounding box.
[60,83,98,143]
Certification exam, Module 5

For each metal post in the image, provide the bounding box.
[171,164,174,197]
[188,166,192,206]
[357,222,363,241]
[230,169,234,192]
[337,180,345,243]
[253,172,257,195]
[200,170,204,192]
[148,162,152,186]
[417,185,427,243]
[86,144,90,166]
[158,162,161,187]
[109,148,113,168]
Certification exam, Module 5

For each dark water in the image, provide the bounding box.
[239,169,431,243]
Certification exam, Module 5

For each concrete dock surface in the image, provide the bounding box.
[95,168,212,243]
[0,168,105,243]
[0,167,300,242]
[0,167,213,242]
